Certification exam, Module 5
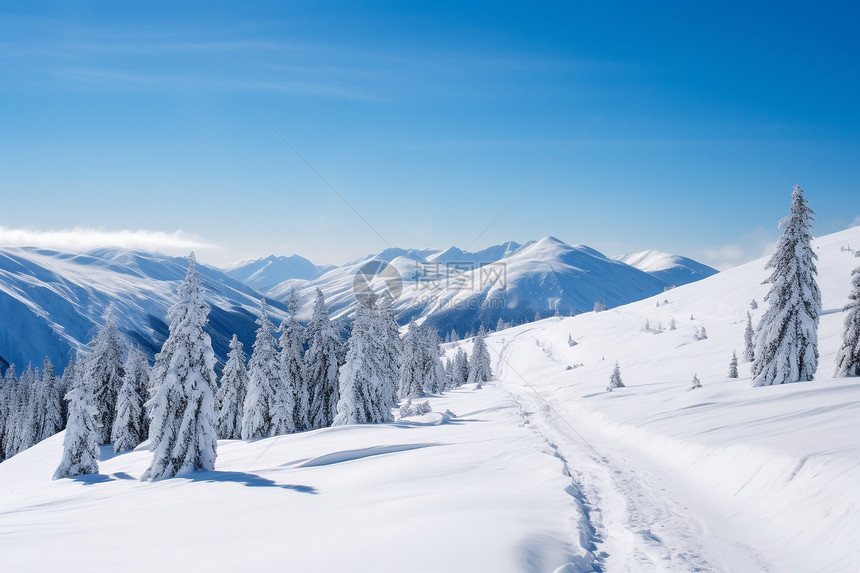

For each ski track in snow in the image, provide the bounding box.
[492,334,769,573]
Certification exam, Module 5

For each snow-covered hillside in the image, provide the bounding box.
[0,384,597,572]
[0,248,285,371]
[474,225,860,571]
[264,237,716,335]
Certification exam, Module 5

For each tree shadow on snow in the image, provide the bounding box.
[181,470,318,494]
[67,473,115,485]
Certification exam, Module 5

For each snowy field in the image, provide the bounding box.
[2,226,859,572]
[0,384,594,572]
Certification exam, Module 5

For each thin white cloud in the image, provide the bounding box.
[0,226,217,254]
[703,238,777,271]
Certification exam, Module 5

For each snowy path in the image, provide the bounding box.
[490,332,771,572]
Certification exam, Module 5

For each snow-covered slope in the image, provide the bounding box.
[475,225,860,571]
[0,247,286,371]
[223,254,333,292]
[265,237,716,335]
[617,249,718,286]
[0,384,598,572]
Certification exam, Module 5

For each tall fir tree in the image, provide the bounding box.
[305,289,344,429]
[467,326,492,388]
[18,365,38,453]
[835,264,860,376]
[83,310,126,444]
[374,293,402,403]
[0,366,17,460]
[743,311,755,363]
[243,300,294,438]
[420,327,446,394]
[38,358,63,441]
[57,358,78,424]
[54,373,100,479]
[453,348,469,387]
[398,320,425,399]
[122,346,150,439]
[279,312,309,432]
[144,253,218,480]
[111,365,144,453]
[218,335,249,439]
[752,185,822,386]
[333,294,397,425]
[444,357,454,387]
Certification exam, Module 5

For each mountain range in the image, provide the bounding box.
[259,237,716,334]
[0,238,716,373]
[0,248,287,373]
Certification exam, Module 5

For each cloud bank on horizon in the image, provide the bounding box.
[0,226,217,256]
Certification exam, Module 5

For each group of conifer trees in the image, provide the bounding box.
[0,358,67,461]
[740,185,860,385]
[2,254,492,479]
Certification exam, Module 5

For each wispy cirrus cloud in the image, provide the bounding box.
[0,226,217,254]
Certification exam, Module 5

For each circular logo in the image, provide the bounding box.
[352,259,403,307]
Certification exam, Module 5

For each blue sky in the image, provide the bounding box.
[1,1,859,268]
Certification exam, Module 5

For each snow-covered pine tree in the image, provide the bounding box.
[752,185,822,386]
[111,363,144,453]
[444,358,454,387]
[333,294,396,425]
[743,311,755,362]
[450,329,460,342]
[122,346,150,438]
[835,264,860,376]
[217,335,248,439]
[453,348,469,387]
[305,289,344,429]
[57,358,78,423]
[728,350,739,378]
[669,316,677,330]
[690,374,702,390]
[243,300,294,438]
[374,293,402,403]
[496,317,506,332]
[594,301,607,313]
[1,366,19,459]
[54,373,100,479]
[0,366,17,460]
[83,310,126,444]
[467,326,492,388]
[750,298,759,310]
[420,326,446,394]
[568,334,577,347]
[144,253,218,480]
[17,364,38,453]
[398,319,424,399]
[607,361,624,391]
[279,311,309,432]
[38,358,63,441]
